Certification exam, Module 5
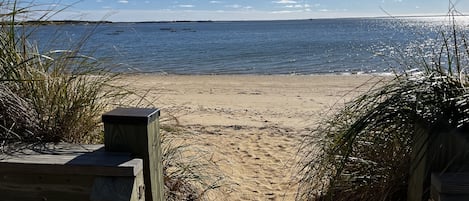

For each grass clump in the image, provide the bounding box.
[0,1,123,143]
[298,8,469,201]
[161,124,226,201]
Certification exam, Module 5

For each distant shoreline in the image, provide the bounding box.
[13,14,458,25]
[116,71,395,77]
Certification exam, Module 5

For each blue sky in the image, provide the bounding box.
[36,0,469,21]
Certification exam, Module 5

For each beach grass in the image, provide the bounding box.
[297,7,469,201]
[161,125,226,200]
[0,1,123,143]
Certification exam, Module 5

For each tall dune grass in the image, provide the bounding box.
[0,2,125,143]
[297,6,469,201]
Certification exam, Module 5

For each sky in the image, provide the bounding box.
[31,0,469,22]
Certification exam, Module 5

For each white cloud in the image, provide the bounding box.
[285,4,315,9]
[271,10,297,14]
[285,4,303,8]
[179,5,195,8]
[226,4,241,8]
[274,0,297,4]
[244,6,253,9]
[210,1,222,3]
[118,0,128,3]
[319,9,329,12]
[96,0,103,2]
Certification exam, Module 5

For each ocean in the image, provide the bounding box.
[29,17,459,75]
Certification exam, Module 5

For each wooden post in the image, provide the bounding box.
[102,108,163,201]
[408,122,430,201]
[409,121,469,201]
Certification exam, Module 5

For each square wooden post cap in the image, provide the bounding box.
[102,108,160,125]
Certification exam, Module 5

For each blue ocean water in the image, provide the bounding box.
[29,17,456,75]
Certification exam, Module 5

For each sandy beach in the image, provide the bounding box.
[118,74,385,200]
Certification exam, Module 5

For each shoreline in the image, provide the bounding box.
[117,74,384,200]
[117,71,395,77]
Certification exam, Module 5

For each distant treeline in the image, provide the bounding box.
[0,20,113,25]
[138,20,213,23]
[0,20,214,25]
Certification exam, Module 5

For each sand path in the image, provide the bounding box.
[119,74,382,200]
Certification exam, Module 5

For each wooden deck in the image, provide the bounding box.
[0,143,145,201]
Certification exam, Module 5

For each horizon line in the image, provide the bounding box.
[23,14,464,24]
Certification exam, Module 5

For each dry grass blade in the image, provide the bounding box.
[0,84,38,141]
[161,127,226,201]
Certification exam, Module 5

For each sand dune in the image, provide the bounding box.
[119,74,383,200]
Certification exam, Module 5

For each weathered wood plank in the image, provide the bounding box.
[0,173,95,201]
[0,142,145,201]
[91,171,145,201]
[436,194,469,201]
[0,160,142,177]
[0,143,142,177]
[0,172,145,201]
[1,143,104,155]
[432,173,469,194]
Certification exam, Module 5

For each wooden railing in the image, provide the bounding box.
[0,108,163,201]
